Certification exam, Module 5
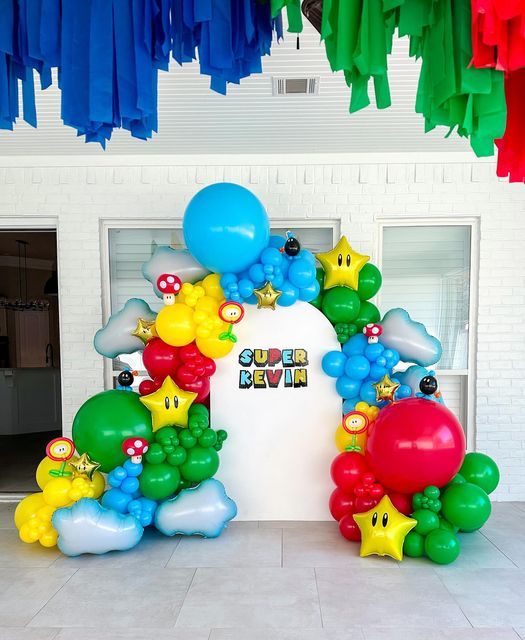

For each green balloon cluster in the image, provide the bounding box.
[311,264,382,343]
[72,390,153,473]
[139,404,227,501]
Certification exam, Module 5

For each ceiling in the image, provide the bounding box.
[0,231,57,261]
[0,21,471,156]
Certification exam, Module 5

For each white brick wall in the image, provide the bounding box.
[1,153,524,500]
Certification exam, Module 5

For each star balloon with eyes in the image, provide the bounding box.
[316,236,369,290]
[372,374,400,403]
[139,376,197,431]
[131,318,157,345]
[254,281,282,310]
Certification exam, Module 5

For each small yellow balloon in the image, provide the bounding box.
[335,424,368,454]
[19,522,40,543]
[90,471,106,498]
[355,401,380,421]
[196,324,235,359]
[195,295,220,316]
[14,492,46,529]
[43,477,73,508]
[201,273,224,301]
[40,529,58,548]
[155,303,196,347]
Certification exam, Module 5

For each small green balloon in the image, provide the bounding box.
[139,461,180,501]
[354,301,381,332]
[412,509,440,535]
[145,443,166,465]
[357,263,382,301]
[441,482,491,532]
[310,268,326,310]
[179,446,219,483]
[460,452,500,495]
[72,390,152,473]
[424,529,461,564]
[321,287,361,324]
[403,531,425,558]
[439,518,458,533]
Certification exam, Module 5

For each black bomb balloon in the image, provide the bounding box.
[118,370,134,388]
[284,235,301,257]
[419,375,438,396]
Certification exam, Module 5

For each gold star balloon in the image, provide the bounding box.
[372,373,400,403]
[354,495,417,561]
[316,236,369,290]
[139,375,197,431]
[254,281,282,310]
[69,452,101,480]
[131,318,157,345]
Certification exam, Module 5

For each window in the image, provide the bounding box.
[106,223,336,387]
[379,222,478,444]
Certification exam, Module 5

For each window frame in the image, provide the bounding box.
[100,217,340,391]
[376,217,480,450]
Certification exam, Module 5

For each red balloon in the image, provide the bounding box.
[339,513,361,542]
[142,338,180,380]
[138,379,161,396]
[366,398,466,494]
[329,488,355,521]
[176,375,211,403]
[354,495,381,514]
[387,491,413,516]
[330,452,369,494]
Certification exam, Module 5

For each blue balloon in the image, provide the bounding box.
[249,264,266,284]
[121,476,140,494]
[376,356,387,367]
[101,488,133,513]
[364,343,384,362]
[288,258,316,289]
[342,333,368,356]
[183,183,270,273]
[397,384,412,399]
[269,235,285,249]
[238,278,254,298]
[261,247,283,267]
[299,249,316,266]
[342,398,359,413]
[336,376,362,399]
[298,279,320,302]
[277,281,299,306]
[360,381,377,404]
[369,363,388,381]
[272,273,285,289]
[322,351,347,378]
[345,355,371,380]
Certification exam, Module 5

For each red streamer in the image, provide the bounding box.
[496,69,525,182]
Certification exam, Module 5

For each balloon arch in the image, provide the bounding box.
[15,183,499,564]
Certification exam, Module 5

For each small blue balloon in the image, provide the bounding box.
[342,398,359,413]
[299,249,316,266]
[277,281,299,306]
[108,467,126,487]
[261,247,283,267]
[299,279,320,302]
[273,273,285,289]
[364,343,384,362]
[288,258,316,289]
[397,384,412,399]
[123,460,142,477]
[383,349,400,368]
[183,183,270,273]
[121,476,140,495]
[345,355,371,380]
[369,363,388,381]
[360,381,378,404]
[249,263,266,285]
[376,356,386,367]
[220,273,237,289]
[322,351,347,378]
[101,488,132,514]
[238,278,254,298]
[342,333,368,356]
[269,235,285,249]
[336,376,362,399]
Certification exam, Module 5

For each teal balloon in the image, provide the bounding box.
[424,529,461,564]
[139,462,180,501]
[460,452,500,495]
[441,482,491,532]
[357,263,382,301]
[72,390,152,473]
[403,531,425,558]
[180,446,219,483]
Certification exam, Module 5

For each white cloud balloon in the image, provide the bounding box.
[94,298,156,358]
[142,246,210,298]
[381,308,442,367]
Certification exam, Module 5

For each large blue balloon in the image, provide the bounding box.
[183,183,270,273]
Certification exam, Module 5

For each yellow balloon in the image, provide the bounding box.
[155,303,196,347]
[43,477,73,508]
[355,401,380,421]
[196,322,235,359]
[91,471,106,498]
[40,529,59,548]
[335,424,368,454]
[19,522,40,543]
[14,492,46,529]
[195,295,219,316]
[201,273,224,301]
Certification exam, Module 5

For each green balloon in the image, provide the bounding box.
[179,446,219,483]
[354,301,381,332]
[441,483,491,532]
[412,509,440,535]
[321,287,360,324]
[439,518,459,533]
[403,531,425,558]
[310,268,325,310]
[460,452,500,495]
[139,462,180,500]
[424,529,461,564]
[357,263,382,301]
[72,390,152,473]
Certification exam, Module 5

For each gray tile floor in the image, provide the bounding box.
[0,501,524,640]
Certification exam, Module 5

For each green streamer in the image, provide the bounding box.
[271,0,303,33]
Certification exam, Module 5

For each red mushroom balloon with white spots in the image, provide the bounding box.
[157,273,182,306]
[363,323,382,344]
[122,438,149,465]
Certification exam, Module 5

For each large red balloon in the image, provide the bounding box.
[142,338,180,380]
[366,398,465,494]
[329,488,355,521]
[339,513,361,542]
[330,452,369,494]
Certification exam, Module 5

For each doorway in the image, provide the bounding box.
[0,230,61,493]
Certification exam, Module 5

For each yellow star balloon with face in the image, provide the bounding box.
[372,374,400,403]
[131,318,156,345]
[354,495,417,561]
[316,236,369,290]
[254,281,282,310]
[69,453,101,480]
[139,376,197,431]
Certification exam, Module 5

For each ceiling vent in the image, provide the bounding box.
[272,77,320,97]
